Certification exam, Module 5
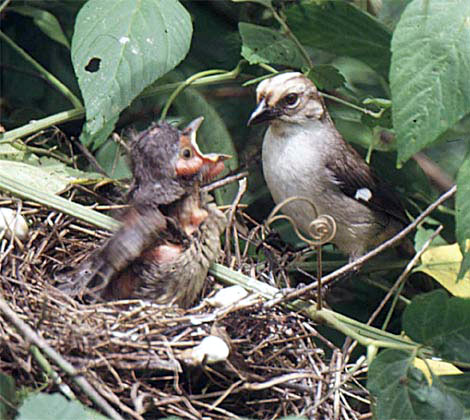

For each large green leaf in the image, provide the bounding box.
[390,0,470,164]
[403,290,470,364]
[286,0,391,77]
[239,22,306,68]
[71,0,192,138]
[456,156,470,279]
[368,349,464,420]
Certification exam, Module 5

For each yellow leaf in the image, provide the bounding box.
[416,243,470,297]
[413,358,462,384]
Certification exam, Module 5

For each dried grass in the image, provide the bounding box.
[0,187,370,419]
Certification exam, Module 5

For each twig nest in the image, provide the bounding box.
[0,208,28,240]
[206,285,248,307]
[181,336,230,365]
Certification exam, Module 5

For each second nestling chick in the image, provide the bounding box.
[59,118,228,307]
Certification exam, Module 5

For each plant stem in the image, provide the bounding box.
[0,108,84,143]
[7,139,75,164]
[0,172,120,231]
[0,31,82,109]
[1,62,246,143]
[159,61,245,120]
[160,69,228,120]
[258,63,277,73]
[270,6,313,68]
[268,185,457,305]
[0,297,124,420]
[0,0,12,14]
[314,309,418,352]
[321,92,385,118]
[210,263,419,351]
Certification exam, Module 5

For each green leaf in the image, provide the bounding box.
[377,0,413,30]
[0,159,102,195]
[456,156,470,279]
[0,373,16,420]
[403,290,470,364]
[414,227,447,251]
[415,244,470,298]
[306,65,345,91]
[239,22,306,68]
[286,0,392,77]
[172,85,239,205]
[10,5,70,49]
[328,105,378,150]
[368,349,464,420]
[80,115,119,151]
[95,141,132,180]
[17,393,93,420]
[71,0,192,136]
[390,0,470,164]
[0,172,120,232]
[440,373,470,415]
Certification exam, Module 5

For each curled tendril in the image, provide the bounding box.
[265,196,337,247]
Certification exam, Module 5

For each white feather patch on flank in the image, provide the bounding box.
[355,187,372,202]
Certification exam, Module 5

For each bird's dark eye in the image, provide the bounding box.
[284,93,299,107]
[181,147,192,159]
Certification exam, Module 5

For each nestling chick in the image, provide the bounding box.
[59,118,228,307]
[248,72,411,261]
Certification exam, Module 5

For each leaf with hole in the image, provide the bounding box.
[71,0,192,139]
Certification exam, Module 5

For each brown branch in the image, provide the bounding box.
[202,171,249,193]
[265,185,456,307]
[0,297,124,420]
[368,225,444,327]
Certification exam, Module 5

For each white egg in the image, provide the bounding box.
[206,285,249,307]
[191,336,230,364]
[0,208,28,240]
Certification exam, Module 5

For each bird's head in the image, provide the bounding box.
[177,117,230,183]
[129,117,229,205]
[248,72,324,126]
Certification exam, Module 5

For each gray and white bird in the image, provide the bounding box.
[248,72,411,261]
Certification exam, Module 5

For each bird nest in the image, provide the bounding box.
[0,185,370,419]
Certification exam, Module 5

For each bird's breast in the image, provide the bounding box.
[262,125,328,222]
[261,123,382,254]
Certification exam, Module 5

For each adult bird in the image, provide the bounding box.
[248,72,411,261]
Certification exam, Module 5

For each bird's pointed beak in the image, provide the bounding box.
[182,116,231,181]
[247,98,280,126]
[183,116,205,142]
